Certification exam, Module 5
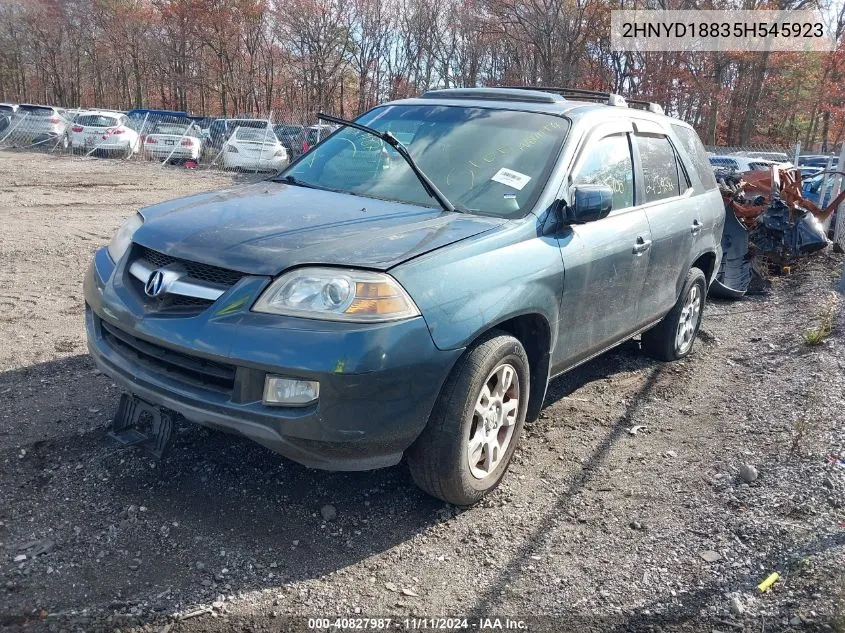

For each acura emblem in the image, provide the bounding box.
[144,270,166,297]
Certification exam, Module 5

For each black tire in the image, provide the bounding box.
[406,330,530,505]
[641,267,707,362]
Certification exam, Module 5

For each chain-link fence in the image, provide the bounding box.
[705,143,799,164]
[2,108,844,248]
[0,105,331,174]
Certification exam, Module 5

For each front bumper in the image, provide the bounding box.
[84,247,461,470]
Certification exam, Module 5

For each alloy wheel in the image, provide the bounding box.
[467,362,520,479]
[675,284,702,355]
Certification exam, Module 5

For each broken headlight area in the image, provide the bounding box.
[710,166,845,299]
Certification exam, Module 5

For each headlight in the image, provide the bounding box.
[253,267,420,322]
[107,213,144,263]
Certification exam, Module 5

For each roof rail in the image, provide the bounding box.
[627,98,665,115]
[497,86,665,114]
[498,86,628,108]
[420,87,565,104]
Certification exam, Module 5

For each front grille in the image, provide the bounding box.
[126,272,216,314]
[101,320,236,393]
[169,295,216,308]
[135,245,246,287]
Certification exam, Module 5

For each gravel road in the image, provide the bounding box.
[1,151,843,633]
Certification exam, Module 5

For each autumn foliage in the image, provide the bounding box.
[0,0,842,150]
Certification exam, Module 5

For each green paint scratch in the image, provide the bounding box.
[216,296,248,316]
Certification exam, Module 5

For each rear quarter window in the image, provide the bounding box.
[670,124,718,190]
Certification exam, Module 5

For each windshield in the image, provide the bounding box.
[280,105,570,216]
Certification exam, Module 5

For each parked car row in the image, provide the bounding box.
[0,102,338,173]
[708,154,784,173]
[708,151,842,198]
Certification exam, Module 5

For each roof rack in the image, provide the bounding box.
[420,87,565,104]
[498,86,665,114]
[498,86,627,107]
[627,98,665,115]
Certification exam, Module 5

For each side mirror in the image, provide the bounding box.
[567,185,613,223]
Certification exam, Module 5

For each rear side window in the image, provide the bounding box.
[671,124,718,190]
[636,135,682,203]
[572,134,634,210]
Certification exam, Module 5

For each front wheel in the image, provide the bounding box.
[406,330,530,505]
[641,267,707,361]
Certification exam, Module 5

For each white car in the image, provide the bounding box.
[709,155,781,173]
[142,121,203,162]
[222,127,288,172]
[69,110,140,156]
[737,150,790,163]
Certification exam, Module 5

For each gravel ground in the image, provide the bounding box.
[1,151,844,633]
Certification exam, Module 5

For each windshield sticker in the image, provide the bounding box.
[491,168,532,191]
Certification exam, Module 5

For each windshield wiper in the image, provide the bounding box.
[317,112,457,214]
[278,174,335,192]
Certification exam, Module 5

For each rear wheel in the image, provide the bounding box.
[406,331,529,505]
[641,267,707,361]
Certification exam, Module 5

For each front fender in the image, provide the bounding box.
[392,218,563,352]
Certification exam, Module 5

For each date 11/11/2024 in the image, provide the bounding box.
[307,617,529,630]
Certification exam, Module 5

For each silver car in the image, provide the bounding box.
[10,104,71,149]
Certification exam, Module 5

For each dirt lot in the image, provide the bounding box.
[1,150,844,633]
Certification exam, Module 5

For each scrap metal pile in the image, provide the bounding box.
[711,166,845,298]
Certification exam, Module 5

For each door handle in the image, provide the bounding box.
[691,219,703,235]
[632,236,652,255]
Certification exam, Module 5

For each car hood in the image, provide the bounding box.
[132,182,506,276]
